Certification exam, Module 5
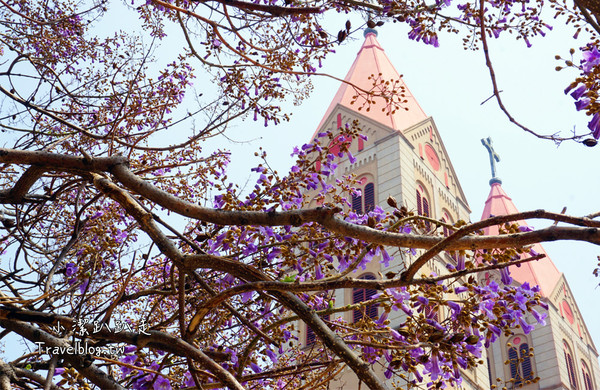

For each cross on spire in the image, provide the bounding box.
[481,137,502,185]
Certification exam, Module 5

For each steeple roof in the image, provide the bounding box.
[481,183,562,298]
[315,30,428,134]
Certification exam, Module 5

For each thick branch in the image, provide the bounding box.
[573,0,600,34]
[0,148,127,172]
[0,359,15,390]
[12,367,60,390]
[3,149,600,251]
[0,318,125,390]
[207,0,321,16]
[0,166,46,203]
[0,307,242,389]
[92,173,388,390]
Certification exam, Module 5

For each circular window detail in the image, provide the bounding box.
[562,300,574,324]
[425,144,440,171]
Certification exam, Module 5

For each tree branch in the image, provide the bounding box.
[91,172,389,390]
[0,307,243,389]
[478,0,585,143]
[2,149,600,252]
[0,318,125,390]
[204,0,321,16]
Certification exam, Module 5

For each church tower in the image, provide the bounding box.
[309,28,470,235]
[301,28,600,389]
[479,144,600,389]
[303,28,489,389]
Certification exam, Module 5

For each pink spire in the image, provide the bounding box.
[314,30,427,135]
[481,183,562,297]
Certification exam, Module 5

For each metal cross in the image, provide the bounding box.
[481,137,500,181]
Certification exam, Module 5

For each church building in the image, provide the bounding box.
[303,28,600,389]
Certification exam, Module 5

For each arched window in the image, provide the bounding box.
[582,361,594,390]
[508,346,520,384]
[352,193,363,214]
[508,340,534,385]
[441,212,454,238]
[564,341,579,389]
[364,183,375,213]
[520,343,533,381]
[441,212,458,260]
[353,274,378,322]
[351,178,375,215]
[416,186,431,230]
[306,314,330,345]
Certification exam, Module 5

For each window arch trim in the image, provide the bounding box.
[352,175,375,215]
[507,337,534,385]
[416,184,431,230]
[582,360,594,390]
[352,274,378,323]
[564,340,579,389]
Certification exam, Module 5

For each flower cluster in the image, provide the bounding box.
[564,44,600,139]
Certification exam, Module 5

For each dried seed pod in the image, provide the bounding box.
[387,195,398,208]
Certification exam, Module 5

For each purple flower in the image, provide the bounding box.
[348,151,356,164]
[79,279,89,294]
[531,309,547,325]
[389,329,404,341]
[153,376,172,390]
[570,85,587,100]
[241,290,254,303]
[518,225,534,232]
[120,355,137,375]
[588,113,600,139]
[53,368,64,376]
[582,46,600,72]
[65,262,77,277]
[447,301,462,315]
[488,280,499,293]
[500,268,512,285]
[183,372,195,387]
[250,362,262,373]
[376,311,388,326]
[314,264,323,280]
[514,291,528,308]
[265,349,278,364]
[380,249,392,267]
[519,317,535,334]
[456,256,465,271]
[428,354,441,380]
[384,366,393,379]
[400,303,413,316]
[488,324,501,336]
[575,98,591,111]
[454,286,468,294]
[529,248,539,256]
